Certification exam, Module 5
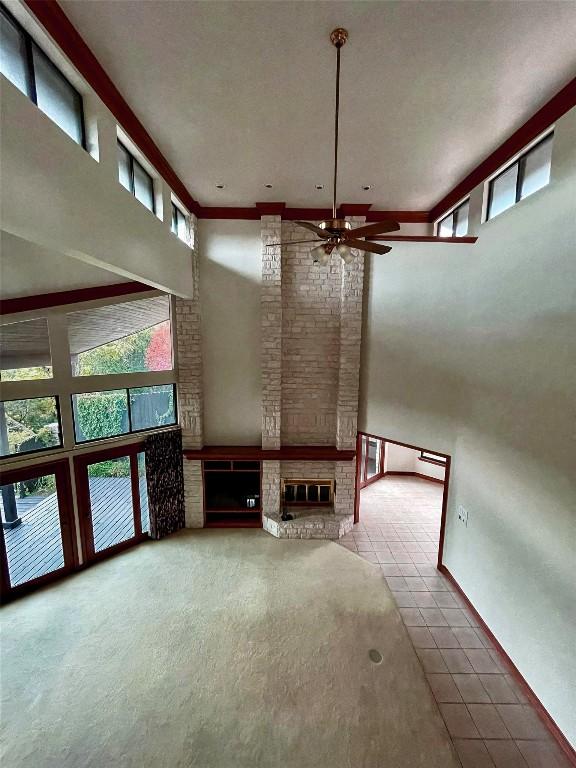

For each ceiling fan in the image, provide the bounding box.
[266,27,399,265]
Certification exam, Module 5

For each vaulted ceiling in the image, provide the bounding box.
[57,1,576,209]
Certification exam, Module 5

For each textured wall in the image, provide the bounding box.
[280,221,342,445]
[175,214,203,449]
[261,216,283,449]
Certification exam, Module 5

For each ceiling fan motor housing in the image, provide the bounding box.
[319,219,352,237]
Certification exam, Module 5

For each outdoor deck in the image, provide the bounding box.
[1,477,148,587]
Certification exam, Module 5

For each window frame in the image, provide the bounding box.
[436,198,470,237]
[0,3,86,149]
[117,139,156,213]
[419,450,447,467]
[486,132,553,221]
[0,395,64,459]
[171,202,189,243]
[71,383,177,445]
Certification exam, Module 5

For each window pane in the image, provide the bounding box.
[0,10,30,96]
[129,385,175,431]
[438,213,453,237]
[87,456,135,552]
[32,45,83,144]
[421,451,446,464]
[175,208,187,243]
[367,438,380,479]
[489,163,518,219]
[0,397,61,457]
[454,201,469,236]
[133,159,154,212]
[72,390,129,443]
[117,142,132,191]
[521,136,553,200]
[0,318,52,381]
[68,296,172,376]
[171,203,178,235]
[137,451,149,534]
[1,472,64,586]
[360,435,367,482]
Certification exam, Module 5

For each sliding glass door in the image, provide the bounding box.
[357,433,385,490]
[0,459,77,597]
[74,444,148,563]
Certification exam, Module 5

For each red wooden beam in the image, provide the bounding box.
[0,281,152,315]
[24,0,201,216]
[429,76,576,221]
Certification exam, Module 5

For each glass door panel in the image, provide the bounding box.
[88,456,135,553]
[137,451,149,535]
[366,439,381,479]
[0,461,75,593]
[360,435,368,483]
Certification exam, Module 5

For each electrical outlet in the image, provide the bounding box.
[457,505,468,526]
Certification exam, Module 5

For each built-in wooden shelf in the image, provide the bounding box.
[183,445,356,461]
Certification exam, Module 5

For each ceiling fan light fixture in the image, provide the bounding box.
[336,243,354,263]
[311,243,331,266]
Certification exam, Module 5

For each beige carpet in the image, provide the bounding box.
[1,530,459,767]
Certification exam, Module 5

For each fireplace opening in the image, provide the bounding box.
[282,479,334,506]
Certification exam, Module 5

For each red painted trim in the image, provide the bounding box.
[353,432,362,524]
[184,445,356,462]
[198,206,261,220]
[196,205,428,223]
[437,455,451,568]
[383,470,444,485]
[24,0,201,216]
[25,2,574,230]
[430,76,576,221]
[365,210,430,224]
[439,564,576,765]
[0,281,152,315]
[372,236,477,243]
[255,202,286,216]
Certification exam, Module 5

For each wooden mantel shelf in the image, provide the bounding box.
[183,445,356,462]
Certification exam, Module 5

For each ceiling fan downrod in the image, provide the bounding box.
[330,28,348,222]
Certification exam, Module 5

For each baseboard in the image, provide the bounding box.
[438,565,576,765]
[384,471,444,485]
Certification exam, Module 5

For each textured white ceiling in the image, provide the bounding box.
[60,0,576,209]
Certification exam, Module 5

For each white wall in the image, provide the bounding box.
[384,442,446,481]
[199,220,262,445]
[385,442,418,472]
[360,108,576,746]
[0,232,122,299]
[0,77,194,297]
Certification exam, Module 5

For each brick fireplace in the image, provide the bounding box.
[178,212,364,536]
[259,214,364,538]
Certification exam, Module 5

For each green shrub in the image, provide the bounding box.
[76,391,127,441]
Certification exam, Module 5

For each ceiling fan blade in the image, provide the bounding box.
[346,239,392,255]
[295,221,331,238]
[347,221,400,238]
[265,239,322,248]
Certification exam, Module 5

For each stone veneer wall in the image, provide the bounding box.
[280,221,341,445]
[176,214,205,528]
[178,213,365,529]
[336,216,365,450]
[261,216,282,450]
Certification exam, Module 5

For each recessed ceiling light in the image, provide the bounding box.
[315,184,324,190]
[264,183,273,189]
[361,184,373,191]
[215,183,226,189]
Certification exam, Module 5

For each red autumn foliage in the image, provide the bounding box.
[145,321,172,371]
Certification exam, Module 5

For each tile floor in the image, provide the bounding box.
[338,476,571,768]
